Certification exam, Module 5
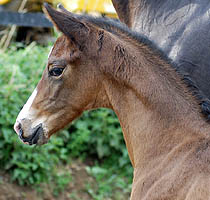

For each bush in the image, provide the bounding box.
[0,43,132,190]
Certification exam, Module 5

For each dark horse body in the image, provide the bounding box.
[112,0,210,114]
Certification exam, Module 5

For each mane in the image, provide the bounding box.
[75,14,210,120]
[77,14,170,61]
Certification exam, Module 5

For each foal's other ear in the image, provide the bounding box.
[43,3,89,48]
[57,3,70,15]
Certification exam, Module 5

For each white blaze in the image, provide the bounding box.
[16,88,37,121]
[48,46,53,59]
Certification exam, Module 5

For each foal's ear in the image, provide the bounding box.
[43,3,89,48]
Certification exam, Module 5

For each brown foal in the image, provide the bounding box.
[14,4,210,200]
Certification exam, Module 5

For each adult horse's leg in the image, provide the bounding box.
[111,0,131,26]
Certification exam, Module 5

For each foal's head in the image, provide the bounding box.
[14,4,121,145]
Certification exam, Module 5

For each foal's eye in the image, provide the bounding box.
[49,67,64,77]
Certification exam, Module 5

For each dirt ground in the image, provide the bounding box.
[0,160,95,200]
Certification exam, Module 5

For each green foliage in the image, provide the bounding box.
[86,165,132,200]
[0,43,132,197]
[52,172,72,196]
[67,109,129,163]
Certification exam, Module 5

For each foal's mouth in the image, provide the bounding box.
[15,123,48,145]
[21,125,42,145]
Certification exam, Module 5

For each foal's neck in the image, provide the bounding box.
[102,41,209,168]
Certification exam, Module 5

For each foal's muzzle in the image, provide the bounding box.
[14,120,48,145]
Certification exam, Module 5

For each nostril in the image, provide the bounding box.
[14,121,23,136]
